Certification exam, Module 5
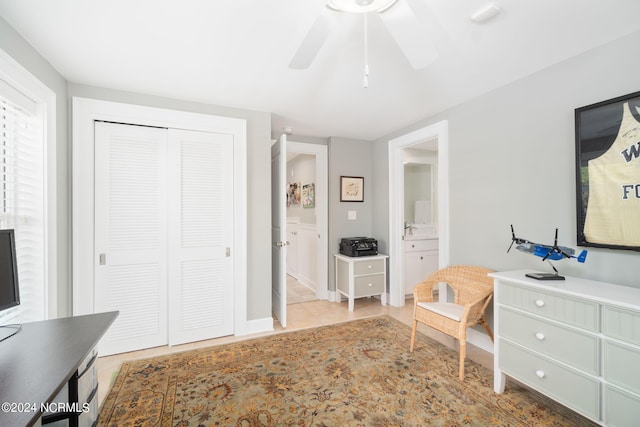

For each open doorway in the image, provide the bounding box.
[285,141,328,304]
[388,121,450,307]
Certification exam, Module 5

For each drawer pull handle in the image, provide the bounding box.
[368,283,373,287]
[535,370,545,379]
[535,299,545,307]
[368,265,372,269]
[535,333,545,341]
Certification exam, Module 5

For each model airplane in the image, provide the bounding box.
[508,225,587,280]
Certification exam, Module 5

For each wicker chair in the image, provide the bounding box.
[409,265,495,381]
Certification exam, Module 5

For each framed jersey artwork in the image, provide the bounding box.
[575,90,640,251]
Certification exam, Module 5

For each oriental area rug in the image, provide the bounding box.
[98,316,596,426]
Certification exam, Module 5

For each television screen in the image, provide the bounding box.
[0,229,20,311]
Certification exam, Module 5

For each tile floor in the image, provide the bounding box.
[286,274,318,305]
[96,296,494,408]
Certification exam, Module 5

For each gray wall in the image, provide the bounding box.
[328,137,374,291]
[0,17,70,316]
[373,30,640,288]
[68,84,273,320]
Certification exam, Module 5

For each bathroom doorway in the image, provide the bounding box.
[388,121,450,307]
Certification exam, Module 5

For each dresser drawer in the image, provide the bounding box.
[353,274,385,297]
[354,259,385,275]
[604,384,640,427]
[500,340,600,421]
[602,305,640,346]
[603,340,640,396]
[499,307,599,375]
[498,282,599,332]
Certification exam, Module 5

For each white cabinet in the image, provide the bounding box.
[404,239,438,295]
[335,254,388,311]
[491,270,640,426]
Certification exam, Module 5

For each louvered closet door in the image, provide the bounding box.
[167,129,234,345]
[94,122,168,355]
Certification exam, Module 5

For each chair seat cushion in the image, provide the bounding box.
[417,302,464,321]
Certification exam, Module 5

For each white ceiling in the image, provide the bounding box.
[2,0,640,141]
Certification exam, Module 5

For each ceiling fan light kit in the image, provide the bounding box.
[290,0,438,74]
[328,0,398,13]
[470,3,501,23]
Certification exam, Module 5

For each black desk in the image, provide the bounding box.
[0,311,118,427]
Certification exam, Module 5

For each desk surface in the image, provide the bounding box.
[0,311,118,426]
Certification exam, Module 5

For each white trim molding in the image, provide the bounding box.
[0,48,57,319]
[388,121,450,307]
[71,97,248,335]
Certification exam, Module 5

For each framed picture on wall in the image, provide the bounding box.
[287,182,301,207]
[340,176,364,202]
[575,90,640,251]
[302,183,315,208]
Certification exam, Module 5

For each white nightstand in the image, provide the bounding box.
[334,253,388,311]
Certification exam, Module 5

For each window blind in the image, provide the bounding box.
[0,83,45,323]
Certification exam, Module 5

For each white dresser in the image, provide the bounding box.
[335,254,388,311]
[491,270,640,426]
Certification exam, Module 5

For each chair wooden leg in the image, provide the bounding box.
[481,315,494,342]
[459,341,466,381]
[410,320,418,352]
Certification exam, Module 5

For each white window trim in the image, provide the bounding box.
[0,48,57,319]
[71,97,248,335]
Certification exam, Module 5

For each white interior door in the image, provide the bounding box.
[94,121,168,355]
[271,134,287,327]
[167,129,234,345]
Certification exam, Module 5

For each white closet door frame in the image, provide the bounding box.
[72,97,247,337]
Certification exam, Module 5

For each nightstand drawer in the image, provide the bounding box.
[498,283,599,332]
[499,307,599,375]
[500,340,600,421]
[354,274,385,297]
[354,259,385,275]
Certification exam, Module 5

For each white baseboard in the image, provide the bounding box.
[235,316,274,336]
[467,328,494,354]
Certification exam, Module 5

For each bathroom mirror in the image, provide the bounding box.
[404,163,433,224]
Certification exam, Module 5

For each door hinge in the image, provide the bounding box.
[99,253,106,265]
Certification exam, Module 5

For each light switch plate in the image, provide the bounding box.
[348,210,357,220]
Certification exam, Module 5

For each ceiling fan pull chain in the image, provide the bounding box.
[363,13,369,88]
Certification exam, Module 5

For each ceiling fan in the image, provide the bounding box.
[289,0,438,71]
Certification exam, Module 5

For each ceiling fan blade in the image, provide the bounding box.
[289,7,341,70]
[379,0,438,69]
